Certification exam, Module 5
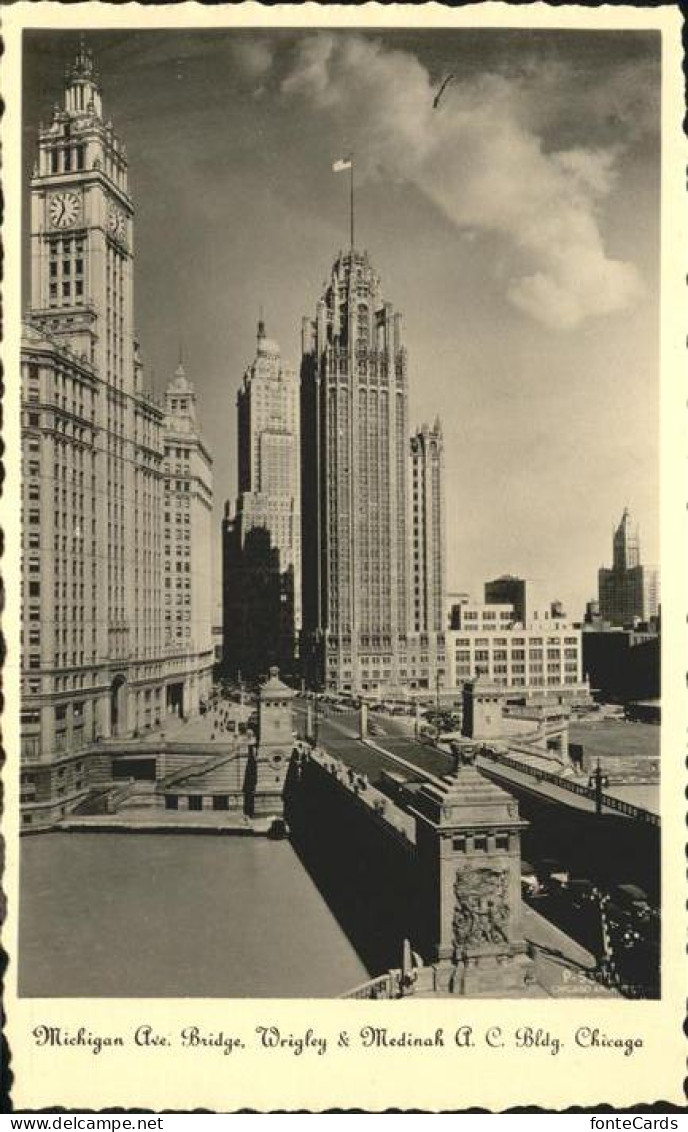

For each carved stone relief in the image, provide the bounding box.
[452,866,510,950]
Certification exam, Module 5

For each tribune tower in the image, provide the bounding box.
[300,249,411,693]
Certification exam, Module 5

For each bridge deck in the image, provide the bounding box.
[295,701,657,824]
[476,756,613,815]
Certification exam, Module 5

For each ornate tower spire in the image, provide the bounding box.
[613,507,640,571]
[64,36,102,118]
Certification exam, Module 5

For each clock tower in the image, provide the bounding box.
[30,37,133,386]
[20,36,168,803]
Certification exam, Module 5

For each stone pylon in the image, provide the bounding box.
[408,746,535,995]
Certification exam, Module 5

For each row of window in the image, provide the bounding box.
[453,636,579,646]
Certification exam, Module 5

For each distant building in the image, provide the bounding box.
[410,421,446,635]
[484,576,540,626]
[447,600,586,701]
[222,513,295,681]
[162,363,214,715]
[598,509,660,626]
[447,591,471,629]
[223,321,301,680]
[550,599,566,621]
[452,602,517,634]
[236,319,301,635]
[582,628,660,704]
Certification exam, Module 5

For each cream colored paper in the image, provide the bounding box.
[2,2,686,1111]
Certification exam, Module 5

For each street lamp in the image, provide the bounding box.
[434,669,442,741]
[588,759,609,815]
[312,688,320,748]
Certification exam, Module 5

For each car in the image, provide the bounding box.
[613,884,655,921]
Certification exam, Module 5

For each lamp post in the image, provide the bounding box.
[434,669,442,742]
[588,759,609,815]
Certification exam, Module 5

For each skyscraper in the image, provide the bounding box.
[19,42,212,828]
[598,508,660,626]
[162,363,214,715]
[301,248,446,695]
[410,420,446,635]
[223,321,300,678]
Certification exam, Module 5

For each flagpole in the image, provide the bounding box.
[350,158,354,251]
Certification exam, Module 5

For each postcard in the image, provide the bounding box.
[2,1,686,1112]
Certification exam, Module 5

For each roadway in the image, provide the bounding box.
[292,699,632,995]
[294,698,647,820]
[293,698,451,784]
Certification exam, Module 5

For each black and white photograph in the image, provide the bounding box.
[4,1,686,1112]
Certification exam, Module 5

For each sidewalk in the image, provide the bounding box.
[156,705,247,745]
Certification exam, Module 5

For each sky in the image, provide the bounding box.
[22,28,661,619]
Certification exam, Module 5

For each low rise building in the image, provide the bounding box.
[446,601,586,701]
[582,627,660,703]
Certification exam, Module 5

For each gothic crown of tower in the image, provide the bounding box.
[60,37,103,121]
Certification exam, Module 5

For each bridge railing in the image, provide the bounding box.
[478,748,659,826]
[305,748,417,852]
[340,971,402,999]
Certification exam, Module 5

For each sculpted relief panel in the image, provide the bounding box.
[452,866,510,950]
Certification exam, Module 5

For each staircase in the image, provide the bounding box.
[158,753,245,794]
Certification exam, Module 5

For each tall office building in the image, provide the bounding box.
[162,363,214,715]
[301,248,446,694]
[19,43,210,827]
[598,508,660,626]
[410,420,446,635]
[223,321,300,678]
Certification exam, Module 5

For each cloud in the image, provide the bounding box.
[281,34,644,330]
[230,38,273,81]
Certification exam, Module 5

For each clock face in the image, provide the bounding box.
[108,202,127,244]
[49,191,80,229]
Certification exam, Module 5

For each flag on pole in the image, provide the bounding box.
[332,155,355,249]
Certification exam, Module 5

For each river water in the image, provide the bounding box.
[19,833,370,997]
